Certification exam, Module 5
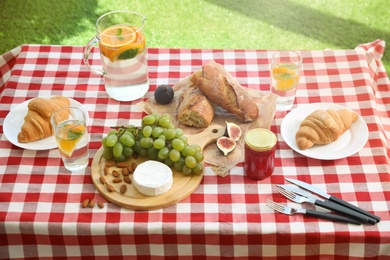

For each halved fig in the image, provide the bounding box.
[225,121,242,141]
[216,136,237,156]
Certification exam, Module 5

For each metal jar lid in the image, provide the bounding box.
[245,128,277,152]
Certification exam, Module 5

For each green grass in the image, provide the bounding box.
[1,0,389,72]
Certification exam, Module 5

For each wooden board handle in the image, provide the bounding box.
[186,124,226,151]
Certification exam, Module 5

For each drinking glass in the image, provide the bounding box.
[84,11,149,102]
[271,50,302,111]
[51,107,89,172]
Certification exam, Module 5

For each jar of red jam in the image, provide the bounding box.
[244,128,277,180]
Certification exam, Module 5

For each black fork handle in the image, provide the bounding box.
[305,209,361,225]
[329,196,380,223]
[314,200,376,225]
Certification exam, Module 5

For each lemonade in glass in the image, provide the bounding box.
[271,51,301,111]
[51,107,89,172]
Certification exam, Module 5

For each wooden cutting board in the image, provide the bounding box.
[90,124,226,211]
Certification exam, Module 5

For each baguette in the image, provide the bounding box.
[177,84,214,128]
[190,61,259,122]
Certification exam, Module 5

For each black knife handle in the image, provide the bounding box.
[329,195,381,223]
[314,200,376,225]
[305,209,361,225]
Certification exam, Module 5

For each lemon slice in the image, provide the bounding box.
[100,25,137,47]
[99,25,145,62]
[272,66,299,91]
[275,76,298,91]
[58,124,85,157]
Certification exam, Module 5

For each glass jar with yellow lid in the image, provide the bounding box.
[244,128,277,180]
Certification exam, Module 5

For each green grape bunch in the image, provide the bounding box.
[101,113,204,176]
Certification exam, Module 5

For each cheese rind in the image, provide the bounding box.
[133,161,173,196]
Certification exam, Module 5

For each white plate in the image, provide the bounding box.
[281,103,368,160]
[3,97,89,150]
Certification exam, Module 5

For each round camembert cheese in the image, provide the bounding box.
[133,160,173,196]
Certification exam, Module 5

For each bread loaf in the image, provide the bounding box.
[190,61,259,122]
[17,96,70,143]
[295,108,358,150]
[177,84,214,128]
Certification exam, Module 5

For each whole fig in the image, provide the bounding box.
[154,84,174,105]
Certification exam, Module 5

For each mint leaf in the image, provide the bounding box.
[68,129,83,140]
[280,73,292,79]
[116,28,124,40]
[118,49,139,60]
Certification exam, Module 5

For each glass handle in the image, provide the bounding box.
[83,36,105,76]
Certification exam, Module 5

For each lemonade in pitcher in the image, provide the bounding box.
[99,24,148,100]
[84,11,149,102]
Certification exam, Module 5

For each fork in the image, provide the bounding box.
[266,200,361,225]
[276,185,376,225]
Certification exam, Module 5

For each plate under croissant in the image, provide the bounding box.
[3,97,89,150]
[281,103,368,160]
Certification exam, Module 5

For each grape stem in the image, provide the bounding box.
[110,125,140,138]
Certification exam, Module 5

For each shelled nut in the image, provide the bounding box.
[122,167,129,176]
[97,201,104,208]
[105,161,115,167]
[123,176,132,184]
[116,162,128,168]
[89,198,96,208]
[99,176,107,185]
[113,177,122,183]
[112,170,120,178]
[81,199,90,208]
[120,184,127,194]
[107,184,115,192]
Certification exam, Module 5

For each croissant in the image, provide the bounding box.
[17,96,70,143]
[295,108,358,150]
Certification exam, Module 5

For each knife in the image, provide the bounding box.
[277,185,377,225]
[285,178,381,223]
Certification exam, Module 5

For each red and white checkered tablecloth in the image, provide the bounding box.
[0,40,389,259]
